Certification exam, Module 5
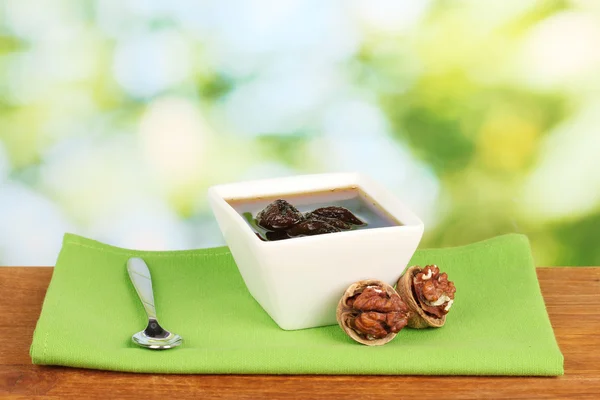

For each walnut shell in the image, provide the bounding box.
[396,266,447,328]
[336,279,409,346]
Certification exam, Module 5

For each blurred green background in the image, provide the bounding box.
[1,0,599,266]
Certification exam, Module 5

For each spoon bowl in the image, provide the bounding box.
[127,257,183,350]
[132,326,182,350]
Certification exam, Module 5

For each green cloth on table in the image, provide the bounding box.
[30,233,563,375]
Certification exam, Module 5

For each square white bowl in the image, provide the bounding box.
[208,172,424,330]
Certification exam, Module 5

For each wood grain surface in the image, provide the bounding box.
[1,267,599,399]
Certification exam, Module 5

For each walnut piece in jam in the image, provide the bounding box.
[253,200,365,241]
[396,265,456,328]
[303,212,352,230]
[255,199,304,231]
[308,206,365,226]
[286,219,341,237]
[337,279,410,346]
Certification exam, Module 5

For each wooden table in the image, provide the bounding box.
[1,267,599,399]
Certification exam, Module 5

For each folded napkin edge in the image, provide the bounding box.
[418,233,529,254]
[61,232,529,258]
[61,233,230,257]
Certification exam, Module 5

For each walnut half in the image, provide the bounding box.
[336,279,410,346]
[396,265,456,328]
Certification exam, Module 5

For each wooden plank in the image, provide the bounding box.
[0,267,599,399]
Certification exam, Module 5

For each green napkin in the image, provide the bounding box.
[30,233,563,375]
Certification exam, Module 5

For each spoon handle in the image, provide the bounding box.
[127,258,157,320]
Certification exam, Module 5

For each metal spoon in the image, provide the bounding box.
[126,257,183,350]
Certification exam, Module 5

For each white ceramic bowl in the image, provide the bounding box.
[208,172,424,330]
